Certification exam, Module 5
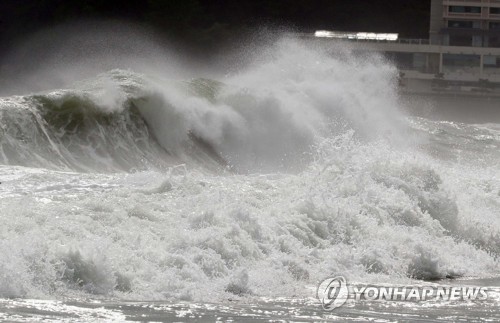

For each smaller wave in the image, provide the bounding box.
[408,117,500,167]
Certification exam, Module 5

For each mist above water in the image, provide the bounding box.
[0,22,197,96]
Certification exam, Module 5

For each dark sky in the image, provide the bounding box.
[0,0,431,53]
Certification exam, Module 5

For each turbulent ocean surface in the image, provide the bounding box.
[0,37,499,321]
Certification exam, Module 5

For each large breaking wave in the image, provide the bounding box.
[0,39,404,173]
[0,37,499,301]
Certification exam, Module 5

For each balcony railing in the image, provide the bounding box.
[444,12,500,20]
[327,37,431,45]
[443,1,500,20]
[443,0,500,4]
[444,12,483,18]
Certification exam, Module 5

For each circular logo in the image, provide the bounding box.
[317,276,349,311]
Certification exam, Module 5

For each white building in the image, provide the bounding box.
[431,0,500,48]
[310,0,500,96]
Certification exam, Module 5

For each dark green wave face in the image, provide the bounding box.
[0,72,227,172]
[0,94,164,172]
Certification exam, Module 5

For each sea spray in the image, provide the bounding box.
[1,38,407,173]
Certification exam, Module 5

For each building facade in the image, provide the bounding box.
[310,0,500,96]
[430,0,500,47]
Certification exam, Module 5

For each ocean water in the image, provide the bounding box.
[0,36,499,321]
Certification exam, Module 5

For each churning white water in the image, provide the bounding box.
[0,32,499,313]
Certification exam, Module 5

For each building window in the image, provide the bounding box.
[489,36,500,47]
[490,7,500,14]
[448,20,476,28]
[490,22,500,30]
[449,35,473,46]
[449,6,481,13]
[483,55,500,68]
[443,54,481,74]
[473,35,483,47]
